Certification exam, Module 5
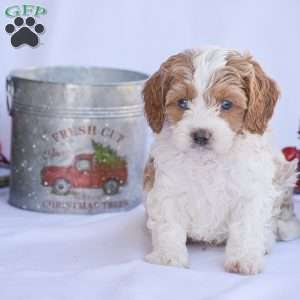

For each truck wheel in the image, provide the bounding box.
[53,178,71,195]
[103,179,119,195]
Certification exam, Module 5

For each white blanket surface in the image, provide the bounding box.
[0,189,299,300]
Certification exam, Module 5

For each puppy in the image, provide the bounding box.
[142,47,300,275]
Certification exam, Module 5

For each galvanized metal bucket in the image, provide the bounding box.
[7,66,148,214]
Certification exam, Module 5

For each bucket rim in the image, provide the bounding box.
[8,66,149,87]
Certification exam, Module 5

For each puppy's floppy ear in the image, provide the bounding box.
[143,68,167,133]
[143,51,194,133]
[244,59,280,134]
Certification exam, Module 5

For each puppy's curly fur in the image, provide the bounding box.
[143,47,300,275]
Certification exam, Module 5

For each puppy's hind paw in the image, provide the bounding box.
[224,257,263,275]
[277,218,300,241]
[145,250,189,268]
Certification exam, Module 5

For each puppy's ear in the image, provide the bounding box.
[143,69,167,133]
[244,59,280,134]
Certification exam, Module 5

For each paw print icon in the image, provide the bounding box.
[5,17,45,47]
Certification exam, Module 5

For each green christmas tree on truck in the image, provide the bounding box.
[92,140,127,168]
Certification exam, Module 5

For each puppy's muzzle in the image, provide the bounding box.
[191,129,212,146]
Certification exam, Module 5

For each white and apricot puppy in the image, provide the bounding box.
[143,47,300,275]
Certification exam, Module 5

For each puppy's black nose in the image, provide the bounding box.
[191,129,212,146]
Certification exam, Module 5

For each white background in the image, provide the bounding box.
[0,0,299,157]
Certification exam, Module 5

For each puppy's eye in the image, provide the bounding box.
[220,99,233,110]
[177,98,190,110]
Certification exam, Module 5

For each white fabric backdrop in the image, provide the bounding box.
[0,0,300,154]
[0,188,300,300]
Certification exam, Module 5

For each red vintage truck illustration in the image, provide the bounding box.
[41,152,128,196]
[282,146,300,194]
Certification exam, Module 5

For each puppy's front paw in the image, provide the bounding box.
[145,249,189,268]
[224,256,263,275]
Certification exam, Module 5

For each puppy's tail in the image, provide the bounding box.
[273,154,300,241]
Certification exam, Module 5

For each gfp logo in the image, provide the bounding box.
[4,5,46,48]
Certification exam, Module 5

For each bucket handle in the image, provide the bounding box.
[6,77,14,116]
